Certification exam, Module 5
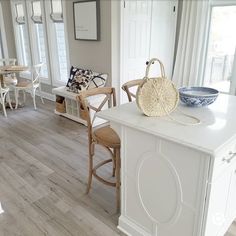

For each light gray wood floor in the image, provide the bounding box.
[0,95,235,236]
[0,95,125,236]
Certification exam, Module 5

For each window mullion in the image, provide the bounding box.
[44,0,61,86]
[39,0,52,84]
[25,0,36,66]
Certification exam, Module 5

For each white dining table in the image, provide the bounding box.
[0,65,28,88]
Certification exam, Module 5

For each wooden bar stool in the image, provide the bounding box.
[77,87,121,211]
[121,79,143,102]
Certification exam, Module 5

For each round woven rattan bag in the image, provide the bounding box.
[136,58,179,117]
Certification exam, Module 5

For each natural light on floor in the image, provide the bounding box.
[204,6,236,93]
[0,202,4,214]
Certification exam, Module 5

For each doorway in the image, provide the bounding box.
[120,0,178,104]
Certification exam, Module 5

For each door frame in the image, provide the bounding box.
[111,0,123,105]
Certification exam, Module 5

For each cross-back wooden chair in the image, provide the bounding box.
[77,87,121,211]
[121,79,143,102]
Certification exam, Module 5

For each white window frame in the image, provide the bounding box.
[25,0,51,84]
[11,0,32,70]
[0,2,9,58]
[11,0,70,86]
[44,0,70,87]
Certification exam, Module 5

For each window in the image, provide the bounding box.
[14,2,31,66]
[44,0,69,85]
[50,0,63,22]
[28,0,48,78]
[203,3,236,93]
[0,2,9,59]
[11,0,69,85]
[55,23,68,80]
[35,23,48,77]
[31,1,42,23]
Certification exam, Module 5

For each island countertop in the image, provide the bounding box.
[97,93,236,155]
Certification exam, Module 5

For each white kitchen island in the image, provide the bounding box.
[97,94,236,236]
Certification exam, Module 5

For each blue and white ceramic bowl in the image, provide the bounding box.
[179,87,219,107]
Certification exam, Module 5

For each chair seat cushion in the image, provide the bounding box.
[93,126,120,148]
[16,79,30,87]
[16,79,31,88]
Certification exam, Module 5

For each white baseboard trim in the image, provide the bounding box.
[118,215,151,236]
[35,91,56,101]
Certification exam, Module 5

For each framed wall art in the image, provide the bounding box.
[73,0,100,41]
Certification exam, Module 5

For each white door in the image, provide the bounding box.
[120,0,178,104]
[121,0,152,104]
[149,0,178,79]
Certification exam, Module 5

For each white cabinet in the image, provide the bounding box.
[205,168,232,236]
[117,127,209,236]
[52,86,106,126]
[97,95,236,236]
[205,156,236,236]
[227,163,236,222]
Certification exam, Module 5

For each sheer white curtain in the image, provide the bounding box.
[172,0,210,87]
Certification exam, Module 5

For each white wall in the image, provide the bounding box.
[65,0,112,85]
[0,0,113,95]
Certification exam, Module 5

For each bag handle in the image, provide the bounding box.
[145,58,166,78]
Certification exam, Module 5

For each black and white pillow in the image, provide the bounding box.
[66,66,93,93]
[87,73,107,90]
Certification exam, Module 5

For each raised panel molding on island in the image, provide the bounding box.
[137,150,182,226]
[118,127,210,236]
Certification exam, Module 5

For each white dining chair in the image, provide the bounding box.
[0,82,13,117]
[14,63,44,110]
